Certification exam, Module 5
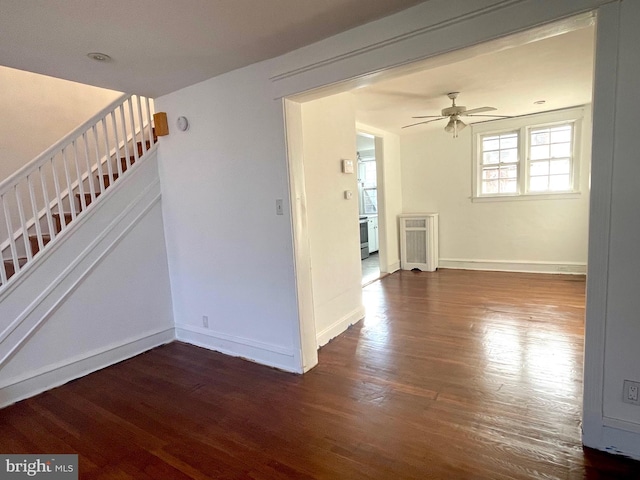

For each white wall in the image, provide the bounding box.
[400,106,592,273]
[0,151,174,406]
[356,123,403,274]
[0,66,122,181]
[301,93,363,346]
[596,0,640,451]
[156,61,301,372]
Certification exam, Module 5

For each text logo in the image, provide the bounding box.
[0,455,77,479]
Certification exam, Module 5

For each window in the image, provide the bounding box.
[358,159,378,214]
[480,131,519,195]
[472,108,582,200]
[528,124,573,192]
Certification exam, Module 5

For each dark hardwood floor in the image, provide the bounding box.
[1,269,639,479]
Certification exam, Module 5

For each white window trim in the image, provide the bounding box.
[471,107,584,201]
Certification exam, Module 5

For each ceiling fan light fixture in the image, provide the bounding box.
[444,116,466,137]
[444,119,455,133]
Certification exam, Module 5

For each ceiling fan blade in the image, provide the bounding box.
[463,106,497,115]
[401,117,445,129]
[466,114,512,118]
[412,115,444,119]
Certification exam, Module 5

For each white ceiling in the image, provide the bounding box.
[0,0,427,97]
[353,23,595,135]
[1,2,595,138]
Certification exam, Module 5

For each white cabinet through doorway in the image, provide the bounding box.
[368,216,378,253]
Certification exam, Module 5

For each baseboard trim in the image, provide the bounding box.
[316,306,366,348]
[438,258,587,275]
[0,328,174,409]
[583,417,640,461]
[383,261,400,274]
[175,325,298,373]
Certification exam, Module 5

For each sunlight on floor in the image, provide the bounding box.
[362,252,380,285]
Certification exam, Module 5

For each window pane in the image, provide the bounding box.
[550,159,570,174]
[500,134,518,149]
[531,131,549,145]
[550,143,571,158]
[529,176,548,191]
[482,180,499,194]
[364,162,377,186]
[500,179,517,193]
[549,175,571,191]
[500,165,517,178]
[500,148,518,163]
[482,167,499,180]
[531,145,549,160]
[530,161,549,176]
[483,151,500,164]
[483,137,499,151]
[550,126,572,143]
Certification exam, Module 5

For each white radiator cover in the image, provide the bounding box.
[399,213,439,272]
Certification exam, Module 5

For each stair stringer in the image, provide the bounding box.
[0,149,175,408]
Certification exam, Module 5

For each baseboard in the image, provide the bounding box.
[0,328,174,409]
[438,258,587,275]
[583,417,640,461]
[316,305,366,348]
[383,261,400,274]
[175,324,298,373]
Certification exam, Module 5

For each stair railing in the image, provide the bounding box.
[0,94,156,288]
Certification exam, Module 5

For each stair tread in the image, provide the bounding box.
[2,257,28,283]
[3,257,28,266]
[29,233,52,255]
[52,213,73,234]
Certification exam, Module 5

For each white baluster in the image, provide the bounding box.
[61,147,77,222]
[111,111,123,178]
[0,196,7,285]
[39,165,56,241]
[92,125,105,195]
[81,132,94,205]
[27,174,45,252]
[14,184,32,261]
[101,118,115,190]
[72,139,85,218]
[119,102,131,173]
[136,95,147,155]
[145,97,155,147]
[50,157,66,231]
[2,193,20,274]
[128,98,140,164]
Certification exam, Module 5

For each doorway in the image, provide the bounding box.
[357,132,381,285]
[285,10,600,386]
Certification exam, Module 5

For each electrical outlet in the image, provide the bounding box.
[202,315,209,328]
[623,380,640,405]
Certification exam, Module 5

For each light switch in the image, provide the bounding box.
[276,199,284,215]
[344,190,353,199]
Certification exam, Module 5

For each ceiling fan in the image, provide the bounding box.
[402,92,511,137]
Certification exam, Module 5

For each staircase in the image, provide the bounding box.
[0,95,157,289]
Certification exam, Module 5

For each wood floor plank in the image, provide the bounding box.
[1,269,639,478]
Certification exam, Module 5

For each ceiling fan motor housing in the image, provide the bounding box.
[442,105,466,117]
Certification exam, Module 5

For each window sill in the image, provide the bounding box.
[471,191,582,203]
